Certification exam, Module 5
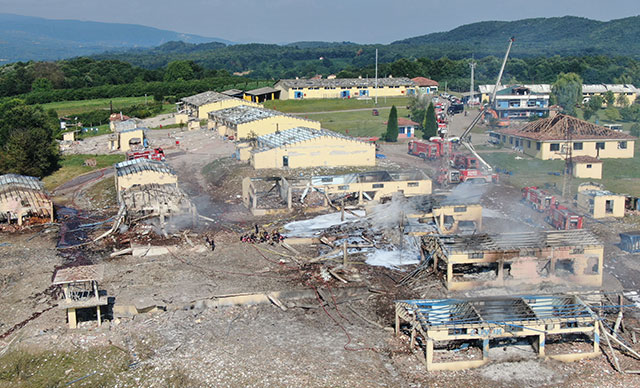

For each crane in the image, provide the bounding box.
[457,37,515,172]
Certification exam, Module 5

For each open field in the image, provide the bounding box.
[304,107,416,138]
[264,96,410,113]
[42,154,124,191]
[41,97,149,116]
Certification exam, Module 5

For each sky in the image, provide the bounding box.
[1,0,639,44]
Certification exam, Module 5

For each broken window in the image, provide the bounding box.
[337,185,349,190]
[555,259,575,276]
[605,200,614,214]
[537,260,551,277]
[536,142,541,150]
[321,177,333,183]
[619,141,627,149]
[596,142,605,150]
[469,252,484,259]
[452,263,498,281]
[571,247,584,254]
[407,182,419,187]
[372,183,384,189]
[454,206,467,213]
[584,257,599,275]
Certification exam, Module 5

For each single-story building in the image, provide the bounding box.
[208,105,320,139]
[577,184,625,219]
[108,128,146,152]
[0,174,54,226]
[493,114,635,160]
[243,87,281,103]
[179,91,260,120]
[250,127,376,169]
[397,118,419,138]
[411,77,439,95]
[582,84,638,106]
[114,158,177,194]
[62,131,77,142]
[571,156,602,179]
[221,89,245,99]
[274,77,416,100]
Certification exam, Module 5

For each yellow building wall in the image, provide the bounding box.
[236,143,253,161]
[251,137,375,169]
[323,179,432,200]
[116,171,178,193]
[187,120,201,131]
[277,85,415,100]
[116,129,145,152]
[502,135,634,160]
[573,162,602,179]
[62,132,76,142]
[195,99,261,119]
[577,192,625,218]
[583,92,637,107]
[175,113,189,125]
[235,117,321,139]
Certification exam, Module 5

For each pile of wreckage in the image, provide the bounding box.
[0,173,54,228]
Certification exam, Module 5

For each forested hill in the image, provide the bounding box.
[392,16,640,57]
[0,13,230,62]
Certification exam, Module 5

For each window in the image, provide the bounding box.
[470,252,484,259]
[536,142,541,150]
[550,143,560,151]
[573,142,583,150]
[502,135,506,142]
[527,140,531,148]
[596,142,605,150]
[586,164,592,169]
[407,182,419,187]
[454,206,467,213]
[338,185,349,190]
[509,137,513,144]
[372,183,384,188]
[321,177,333,183]
[619,141,628,149]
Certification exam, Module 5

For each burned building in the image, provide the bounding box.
[114,158,178,193]
[395,295,600,371]
[242,171,432,216]
[404,196,483,236]
[423,229,603,291]
[0,174,54,226]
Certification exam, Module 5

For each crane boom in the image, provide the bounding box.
[458,37,515,172]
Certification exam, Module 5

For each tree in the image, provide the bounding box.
[31,78,53,92]
[0,99,59,177]
[604,91,616,107]
[422,102,438,139]
[551,72,582,116]
[163,60,195,82]
[603,107,621,122]
[616,94,629,107]
[385,105,399,142]
[631,123,640,137]
[588,95,603,111]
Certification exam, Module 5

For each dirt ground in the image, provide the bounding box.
[2,123,640,387]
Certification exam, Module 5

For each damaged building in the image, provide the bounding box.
[242,170,432,216]
[395,295,600,371]
[423,229,603,291]
[53,265,109,329]
[114,159,196,228]
[249,127,376,169]
[576,183,625,219]
[208,105,320,140]
[0,174,54,226]
[108,127,146,152]
[404,196,483,236]
[178,90,261,121]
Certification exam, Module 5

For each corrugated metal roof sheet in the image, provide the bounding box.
[181,91,235,106]
[208,105,316,125]
[115,158,175,177]
[255,127,358,151]
[0,174,44,191]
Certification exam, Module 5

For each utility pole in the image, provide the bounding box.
[561,124,573,199]
[375,48,378,105]
[469,60,476,106]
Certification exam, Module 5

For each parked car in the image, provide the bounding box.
[447,103,464,115]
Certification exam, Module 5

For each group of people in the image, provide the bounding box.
[240,224,285,245]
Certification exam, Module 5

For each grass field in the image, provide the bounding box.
[263,96,410,113]
[42,154,125,191]
[41,97,148,116]
[479,141,640,196]
[303,107,416,138]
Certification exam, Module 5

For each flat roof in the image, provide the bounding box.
[53,265,104,285]
[276,77,416,89]
[115,158,175,177]
[245,86,279,96]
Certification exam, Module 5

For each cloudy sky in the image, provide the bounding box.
[1,0,639,43]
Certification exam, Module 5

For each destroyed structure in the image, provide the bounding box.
[421,229,603,291]
[108,127,146,152]
[208,105,320,139]
[114,159,196,231]
[53,265,108,329]
[249,127,376,169]
[404,196,483,236]
[178,90,260,120]
[577,183,626,219]
[242,171,432,216]
[492,114,635,160]
[395,295,600,371]
[0,174,54,226]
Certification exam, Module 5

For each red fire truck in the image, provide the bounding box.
[521,186,556,212]
[126,147,166,162]
[546,203,584,230]
[408,138,453,160]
